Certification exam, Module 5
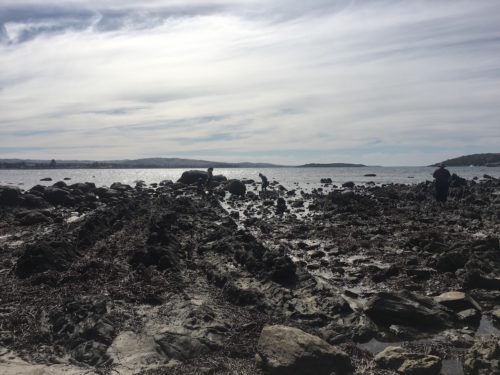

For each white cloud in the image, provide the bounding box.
[0,0,499,165]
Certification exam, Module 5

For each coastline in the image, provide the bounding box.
[0,175,499,374]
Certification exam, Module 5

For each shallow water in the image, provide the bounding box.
[1,166,499,190]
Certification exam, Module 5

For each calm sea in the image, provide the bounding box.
[1,166,499,191]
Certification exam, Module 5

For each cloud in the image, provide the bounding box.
[0,0,499,165]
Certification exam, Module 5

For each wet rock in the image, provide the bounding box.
[463,338,500,375]
[53,181,67,189]
[434,250,469,272]
[178,170,226,185]
[16,240,80,278]
[0,185,21,206]
[364,291,452,329]
[255,325,352,375]
[227,180,246,197]
[21,193,48,208]
[276,198,287,214]
[72,340,110,366]
[434,291,481,312]
[130,244,179,271]
[44,187,73,206]
[40,177,52,181]
[18,210,53,225]
[110,182,132,191]
[374,346,442,374]
[364,174,376,177]
[320,178,332,184]
[342,181,355,188]
[263,251,296,284]
[492,309,500,323]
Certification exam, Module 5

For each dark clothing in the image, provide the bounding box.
[433,167,451,202]
[260,175,269,191]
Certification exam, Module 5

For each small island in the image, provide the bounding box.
[432,153,500,167]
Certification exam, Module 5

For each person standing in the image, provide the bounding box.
[433,164,451,203]
[259,173,269,191]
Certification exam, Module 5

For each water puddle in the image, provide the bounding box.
[442,358,464,375]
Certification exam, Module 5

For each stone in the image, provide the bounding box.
[457,309,481,324]
[40,177,52,181]
[0,185,21,205]
[434,291,481,311]
[364,291,451,329]
[463,339,500,375]
[53,181,67,188]
[320,178,332,184]
[19,211,52,225]
[227,180,246,197]
[255,325,352,375]
[342,181,355,188]
[374,346,442,374]
[44,187,72,206]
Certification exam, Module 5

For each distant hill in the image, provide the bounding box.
[297,163,366,168]
[0,157,282,169]
[432,153,500,167]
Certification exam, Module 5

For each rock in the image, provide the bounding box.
[227,180,246,197]
[320,178,332,184]
[342,181,355,188]
[255,325,352,375]
[15,240,80,278]
[457,309,481,324]
[492,309,500,322]
[375,346,442,374]
[72,340,110,366]
[0,185,22,205]
[276,197,287,214]
[63,177,71,180]
[21,193,48,208]
[110,182,132,191]
[156,328,222,361]
[40,177,52,181]
[434,291,481,312]
[364,174,377,177]
[434,250,469,272]
[18,211,52,225]
[463,338,500,375]
[44,187,72,206]
[364,291,452,329]
[178,170,227,185]
[53,181,67,188]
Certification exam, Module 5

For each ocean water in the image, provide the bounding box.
[1,166,499,191]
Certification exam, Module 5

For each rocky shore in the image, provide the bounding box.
[0,173,499,374]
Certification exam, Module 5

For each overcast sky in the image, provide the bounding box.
[0,0,499,165]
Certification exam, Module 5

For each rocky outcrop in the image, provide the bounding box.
[374,346,442,374]
[463,339,500,375]
[364,291,452,329]
[255,325,352,375]
[227,179,246,196]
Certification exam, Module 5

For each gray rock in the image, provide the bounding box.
[19,211,52,225]
[0,185,21,205]
[255,325,352,375]
[434,291,481,311]
[227,180,246,197]
[374,346,442,374]
[463,338,500,375]
[364,291,452,329]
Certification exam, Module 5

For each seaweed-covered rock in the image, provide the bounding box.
[16,240,80,278]
[463,339,500,375]
[227,180,246,197]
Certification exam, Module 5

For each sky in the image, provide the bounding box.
[0,0,499,166]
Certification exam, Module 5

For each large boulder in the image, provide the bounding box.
[364,291,452,329]
[0,185,21,205]
[177,170,227,185]
[227,179,246,196]
[255,325,352,375]
[374,346,442,374]
[463,339,500,375]
[44,187,73,206]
